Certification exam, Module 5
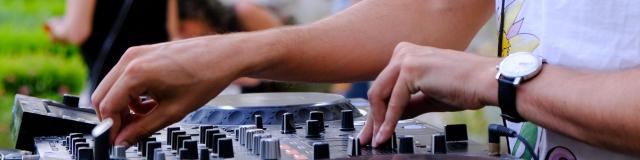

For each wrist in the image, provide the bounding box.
[477,57,501,106]
[233,26,302,78]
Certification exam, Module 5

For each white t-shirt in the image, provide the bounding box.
[497,0,640,159]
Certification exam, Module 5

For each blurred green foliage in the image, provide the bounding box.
[0,0,87,148]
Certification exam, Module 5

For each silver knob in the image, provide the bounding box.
[253,134,272,155]
[260,138,281,160]
[111,145,127,159]
[239,125,256,145]
[246,129,265,150]
[153,148,165,160]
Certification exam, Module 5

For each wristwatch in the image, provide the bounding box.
[496,52,545,122]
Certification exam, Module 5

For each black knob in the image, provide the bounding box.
[281,113,296,134]
[91,118,113,160]
[76,147,93,160]
[217,138,235,158]
[377,132,397,150]
[146,141,162,160]
[66,133,83,147]
[309,111,325,131]
[139,137,156,156]
[199,125,215,143]
[398,136,415,154]
[347,136,361,156]
[255,115,264,129]
[199,148,210,160]
[166,127,180,145]
[340,110,355,131]
[171,130,187,150]
[431,134,447,154]
[204,129,221,149]
[306,120,321,138]
[74,142,89,158]
[62,94,80,108]
[312,142,330,159]
[182,140,198,159]
[210,133,226,153]
[444,124,468,142]
[70,137,86,154]
[176,135,191,150]
[179,148,197,160]
[234,129,240,140]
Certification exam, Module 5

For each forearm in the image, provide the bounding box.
[245,0,493,82]
[481,64,640,154]
[60,0,95,44]
[167,0,180,41]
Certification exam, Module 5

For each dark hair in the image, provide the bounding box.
[178,0,242,33]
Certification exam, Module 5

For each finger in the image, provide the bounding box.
[358,116,374,145]
[115,101,184,146]
[368,68,397,147]
[98,72,145,143]
[367,47,406,147]
[92,47,145,114]
[374,74,412,146]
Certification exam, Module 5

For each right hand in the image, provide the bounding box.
[91,35,257,146]
[44,17,66,43]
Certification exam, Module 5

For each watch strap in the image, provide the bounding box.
[498,76,526,122]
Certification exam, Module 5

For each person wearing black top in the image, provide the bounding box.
[46,0,176,93]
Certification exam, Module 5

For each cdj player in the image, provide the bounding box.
[7,92,513,160]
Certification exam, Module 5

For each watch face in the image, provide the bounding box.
[499,52,543,78]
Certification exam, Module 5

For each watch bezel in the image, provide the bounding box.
[496,52,545,86]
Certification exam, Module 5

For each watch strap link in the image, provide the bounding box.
[498,76,526,122]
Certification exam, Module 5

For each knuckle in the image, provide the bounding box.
[98,102,111,115]
[399,57,421,73]
[122,61,147,77]
[91,95,101,108]
[121,46,145,62]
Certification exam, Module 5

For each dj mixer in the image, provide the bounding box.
[6,92,511,160]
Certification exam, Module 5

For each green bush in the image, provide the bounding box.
[0,0,83,148]
[0,53,87,97]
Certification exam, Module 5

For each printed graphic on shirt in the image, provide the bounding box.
[499,0,539,57]
[497,0,542,160]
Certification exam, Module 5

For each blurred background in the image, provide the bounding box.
[0,0,500,148]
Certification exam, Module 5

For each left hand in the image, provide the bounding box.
[359,42,499,147]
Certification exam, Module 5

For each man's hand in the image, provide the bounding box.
[359,42,499,147]
[90,35,264,146]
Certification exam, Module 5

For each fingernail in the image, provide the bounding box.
[116,141,130,148]
[373,134,380,147]
[374,133,385,146]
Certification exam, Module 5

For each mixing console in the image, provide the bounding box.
[8,93,508,160]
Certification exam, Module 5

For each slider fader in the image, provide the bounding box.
[10,93,508,159]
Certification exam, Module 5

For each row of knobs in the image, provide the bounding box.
[346,133,417,157]
[233,110,357,159]
[278,110,356,136]
[61,118,112,160]
[162,125,235,160]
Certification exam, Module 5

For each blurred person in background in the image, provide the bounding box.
[173,0,283,94]
[45,0,175,106]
